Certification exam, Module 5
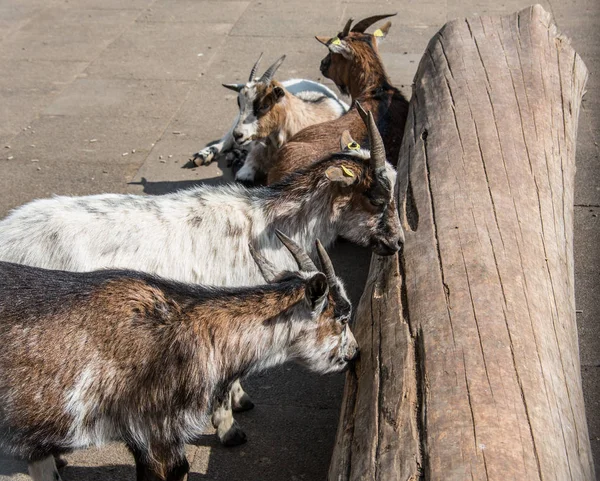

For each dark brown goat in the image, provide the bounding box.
[0,235,357,481]
[267,14,409,184]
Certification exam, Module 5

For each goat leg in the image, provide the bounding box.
[230,378,254,412]
[128,441,189,481]
[28,456,63,481]
[211,389,248,447]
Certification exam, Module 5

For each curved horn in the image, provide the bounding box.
[249,52,264,81]
[367,110,386,171]
[341,17,353,37]
[222,83,243,92]
[355,100,368,124]
[356,101,386,171]
[315,240,336,285]
[249,243,278,283]
[259,55,286,84]
[275,230,318,272]
[351,13,397,33]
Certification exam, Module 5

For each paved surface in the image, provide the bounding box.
[0,0,597,480]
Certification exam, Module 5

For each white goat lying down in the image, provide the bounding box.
[192,54,349,183]
[0,234,358,481]
[0,108,401,447]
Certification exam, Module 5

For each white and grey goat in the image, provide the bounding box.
[192,54,348,183]
[0,109,401,447]
[0,234,358,481]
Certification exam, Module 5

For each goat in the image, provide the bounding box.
[266,14,410,184]
[0,108,401,447]
[192,54,348,183]
[0,234,358,481]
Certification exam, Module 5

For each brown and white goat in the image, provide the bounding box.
[193,54,348,183]
[0,234,357,481]
[267,14,410,184]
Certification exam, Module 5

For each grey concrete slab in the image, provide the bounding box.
[83,21,232,81]
[188,406,340,481]
[0,8,140,62]
[203,34,338,84]
[575,205,600,367]
[138,0,251,24]
[2,114,159,167]
[343,1,447,27]
[582,366,600,476]
[0,78,193,172]
[574,125,600,206]
[0,455,28,481]
[0,59,87,141]
[0,3,45,42]
[53,0,155,9]
[230,0,344,38]
[0,158,137,217]
[43,78,192,119]
[382,24,443,55]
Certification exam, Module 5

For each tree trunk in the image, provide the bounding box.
[328,4,592,480]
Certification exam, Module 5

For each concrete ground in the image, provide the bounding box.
[0,0,597,479]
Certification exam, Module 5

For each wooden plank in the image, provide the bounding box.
[329,5,592,480]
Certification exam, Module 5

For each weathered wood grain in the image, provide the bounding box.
[329,5,592,480]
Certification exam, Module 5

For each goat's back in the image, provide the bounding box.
[268,89,409,184]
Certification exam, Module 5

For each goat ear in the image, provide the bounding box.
[373,21,392,45]
[340,130,358,151]
[273,86,285,101]
[315,36,332,46]
[222,83,243,92]
[325,166,358,186]
[305,273,329,310]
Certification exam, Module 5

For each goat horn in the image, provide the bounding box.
[249,52,264,82]
[259,55,286,84]
[355,100,368,124]
[249,243,278,283]
[356,102,386,172]
[315,240,336,285]
[366,110,386,172]
[341,17,354,37]
[275,230,318,272]
[351,13,397,33]
[222,83,243,92]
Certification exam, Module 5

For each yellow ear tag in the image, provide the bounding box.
[373,29,384,37]
[347,141,360,150]
[331,37,342,45]
[341,165,355,177]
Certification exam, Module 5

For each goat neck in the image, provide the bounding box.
[260,171,342,254]
[185,279,308,381]
[347,51,391,100]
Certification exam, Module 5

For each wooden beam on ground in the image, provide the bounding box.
[328,5,592,480]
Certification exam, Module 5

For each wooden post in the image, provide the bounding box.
[328,5,592,480]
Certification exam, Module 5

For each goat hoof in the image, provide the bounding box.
[220,423,248,447]
[54,456,68,469]
[193,149,216,166]
[232,394,255,413]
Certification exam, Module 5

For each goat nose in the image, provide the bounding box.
[345,346,360,362]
